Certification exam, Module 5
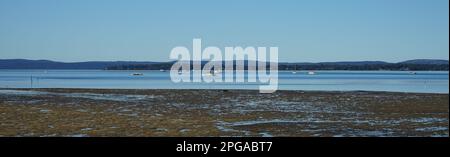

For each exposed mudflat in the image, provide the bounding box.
[0,88,448,137]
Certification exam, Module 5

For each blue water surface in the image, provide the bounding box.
[0,70,448,93]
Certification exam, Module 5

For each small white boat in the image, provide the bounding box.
[160,69,165,72]
[206,70,215,76]
[308,71,315,75]
[292,65,298,74]
[131,73,143,76]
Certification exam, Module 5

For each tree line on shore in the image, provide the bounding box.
[105,62,449,71]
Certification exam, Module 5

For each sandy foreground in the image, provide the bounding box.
[0,88,448,137]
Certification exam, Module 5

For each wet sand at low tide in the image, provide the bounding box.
[0,88,448,137]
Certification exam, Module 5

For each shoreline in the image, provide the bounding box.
[1,88,448,137]
[2,88,449,95]
[1,69,449,71]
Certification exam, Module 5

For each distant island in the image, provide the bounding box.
[0,59,448,71]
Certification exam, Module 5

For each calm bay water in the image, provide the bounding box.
[0,70,448,93]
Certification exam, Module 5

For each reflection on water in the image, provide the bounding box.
[0,70,448,93]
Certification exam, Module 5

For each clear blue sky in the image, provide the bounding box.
[0,0,448,62]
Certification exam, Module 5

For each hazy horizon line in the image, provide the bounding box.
[1,58,448,64]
